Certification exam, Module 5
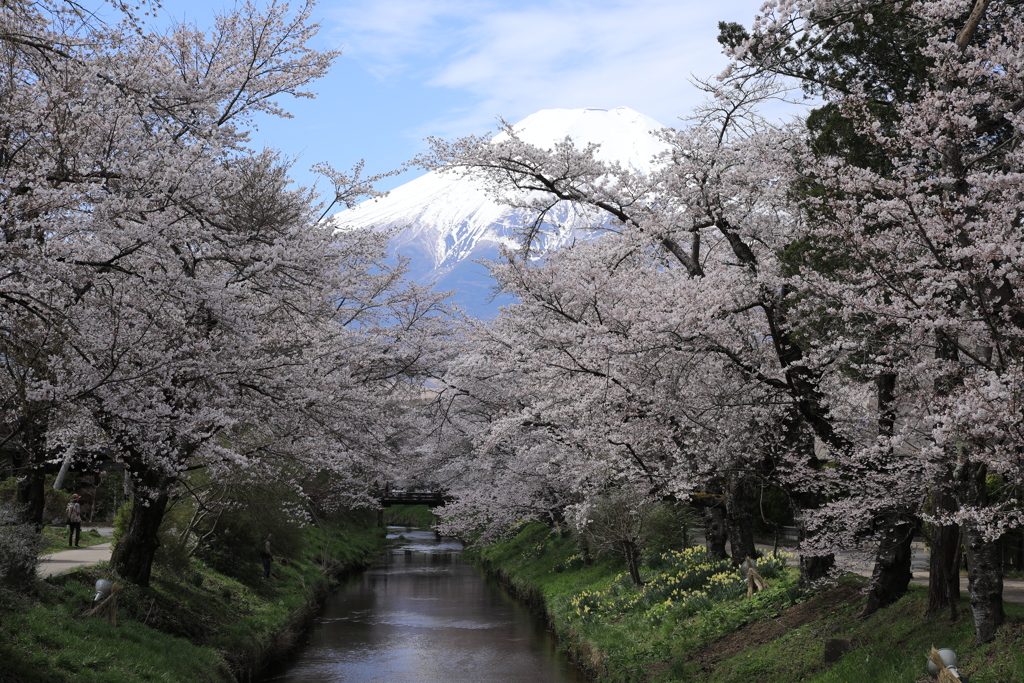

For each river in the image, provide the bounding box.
[263,526,589,683]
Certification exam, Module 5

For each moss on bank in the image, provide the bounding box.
[477,521,1024,682]
[0,510,385,683]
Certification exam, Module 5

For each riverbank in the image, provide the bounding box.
[0,510,385,683]
[476,522,1024,682]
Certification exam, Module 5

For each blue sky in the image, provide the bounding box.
[146,0,769,197]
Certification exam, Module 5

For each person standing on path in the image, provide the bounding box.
[66,495,82,547]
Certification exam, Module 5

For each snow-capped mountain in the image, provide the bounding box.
[332,106,668,317]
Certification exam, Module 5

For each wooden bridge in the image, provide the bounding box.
[378,490,447,508]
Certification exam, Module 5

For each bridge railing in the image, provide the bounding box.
[377,491,449,507]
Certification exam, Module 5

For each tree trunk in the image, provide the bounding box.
[788,477,835,588]
[929,333,964,618]
[772,410,835,588]
[927,483,961,618]
[795,520,836,588]
[110,481,171,587]
[15,404,49,527]
[622,539,643,586]
[727,472,757,565]
[962,462,1004,643]
[705,504,728,561]
[862,513,916,617]
[579,535,593,566]
[862,371,916,617]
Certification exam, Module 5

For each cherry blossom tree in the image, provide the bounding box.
[1,0,452,585]
[428,217,819,577]
[418,77,870,584]
[719,0,1024,642]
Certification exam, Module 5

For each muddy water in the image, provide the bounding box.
[263,526,588,683]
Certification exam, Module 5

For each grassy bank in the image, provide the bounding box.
[478,522,1024,682]
[0,510,385,683]
[382,504,437,527]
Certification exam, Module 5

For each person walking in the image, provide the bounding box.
[66,494,82,547]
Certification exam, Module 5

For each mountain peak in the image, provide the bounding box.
[493,106,667,170]
[333,107,668,317]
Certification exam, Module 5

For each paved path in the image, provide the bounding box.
[38,543,113,578]
[740,537,1024,606]
[37,527,115,579]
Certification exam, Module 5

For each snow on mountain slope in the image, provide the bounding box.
[332,107,668,316]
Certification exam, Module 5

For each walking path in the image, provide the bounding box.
[746,537,1024,606]
[37,527,115,579]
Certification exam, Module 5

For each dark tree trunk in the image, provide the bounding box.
[799,550,835,588]
[727,472,757,565]
[681,509,690,549]
[862,372,916,617]
[111,481,171,587]
[862,513,916,617]
[779,412,835,588]
[929,333,962,618]
[579,535,593,566]
[15,406,49,527]
[622,539,643,586]
[962,462,1004,643]
[705,504,728,561]
[927,483,961,619]
[794,528,835,589]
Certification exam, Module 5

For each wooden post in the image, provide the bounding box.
[745,556,769,597]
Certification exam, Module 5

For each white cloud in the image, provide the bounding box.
[325,0,763,136]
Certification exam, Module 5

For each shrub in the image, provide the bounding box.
[0,477,17,505]
[642,502,698,566]
[112,497,133,550]
[0,507,42,606]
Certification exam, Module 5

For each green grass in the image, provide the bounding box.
[40,527,110,554]
[1,511,386,683]
[692,586,1024,683]
[383,504,437,527]
[478,522,1024,682]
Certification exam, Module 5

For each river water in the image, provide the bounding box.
[263,526,588,683]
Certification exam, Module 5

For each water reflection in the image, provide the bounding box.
[264,526,587,683]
